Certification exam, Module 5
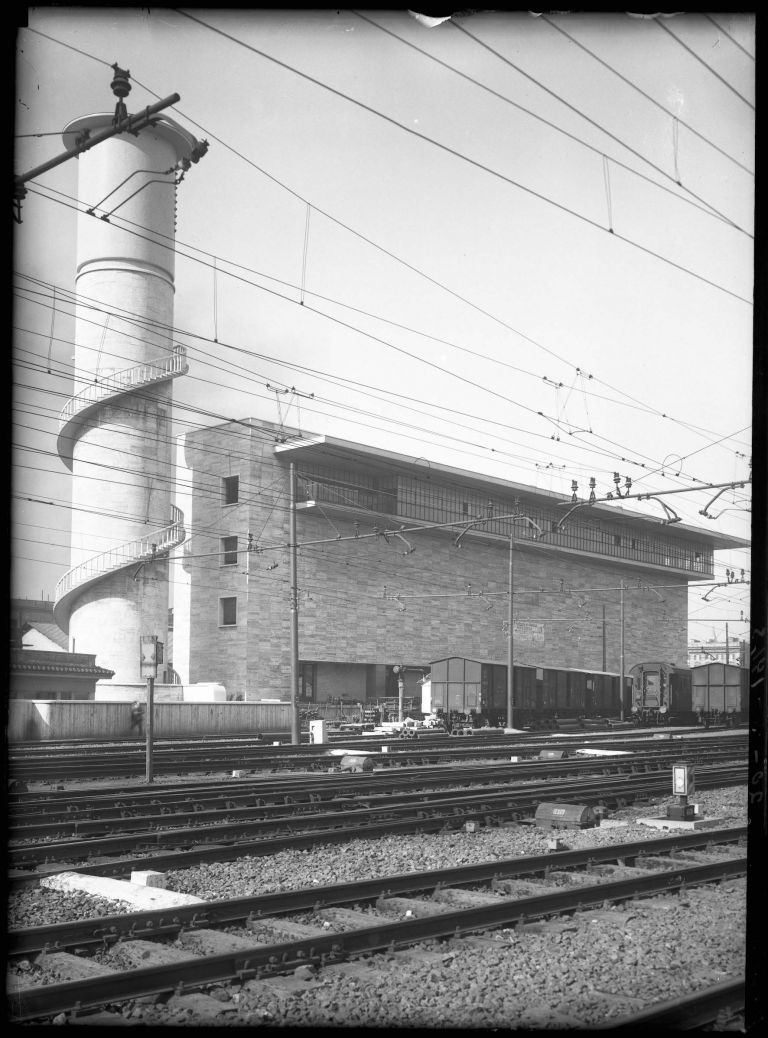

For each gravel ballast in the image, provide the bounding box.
[7,786,747,1028]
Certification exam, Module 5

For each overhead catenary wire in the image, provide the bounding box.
[351,10,751,230]
[653,17,755,110]
[20,23,753,431]
[14,261,753,489]
[168,11,753,291]
[450,16,750,231]
[701,14,755,62]
[538,13,754,174]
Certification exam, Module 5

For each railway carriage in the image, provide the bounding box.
[628,661,748,726]
[425,656,630,729]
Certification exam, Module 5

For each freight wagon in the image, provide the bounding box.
[628,661,748,726]
[424,656,631,729]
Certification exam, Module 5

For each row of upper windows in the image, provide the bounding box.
[298,467,713,572]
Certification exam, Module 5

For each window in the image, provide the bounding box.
[614,534,622,547]
[221,536,238,566]
[220,597,237,626]
[299,662,317,701]
[222,475,239,505]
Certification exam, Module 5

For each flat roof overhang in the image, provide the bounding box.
[275,432,750,553]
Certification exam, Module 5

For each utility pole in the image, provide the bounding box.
[725,622,729,664]
[619,581,625,722]
[507,536,515,730]
[289,463,300,745]
[145,675,154,784]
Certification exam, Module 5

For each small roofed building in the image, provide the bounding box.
[10,621,114,699]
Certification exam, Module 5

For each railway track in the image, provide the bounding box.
[7,828,746,1023]
[595,977,745,1030]
[8,730,747,781]
[7,745,745,833]
[8,764,746,879]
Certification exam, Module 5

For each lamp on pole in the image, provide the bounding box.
[289,462,300,745]
[506,517,542,730]
[507,536,515,729]
[619,580,625,722]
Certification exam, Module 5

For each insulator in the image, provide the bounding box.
[110,64,132,99]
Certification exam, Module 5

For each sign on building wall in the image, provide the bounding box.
[513,622,545,646]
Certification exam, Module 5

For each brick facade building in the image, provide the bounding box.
[172,419,747,704]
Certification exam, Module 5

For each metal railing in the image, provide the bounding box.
[55,506,185,605]
[59,345,187,427]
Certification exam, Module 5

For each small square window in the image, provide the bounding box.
[222,475,239,505]
[221,536,238,565]
[220,597,237,626]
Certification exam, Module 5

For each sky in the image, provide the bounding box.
[12,8,755,647]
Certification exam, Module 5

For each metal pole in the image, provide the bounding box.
[506,536,514,729]
[289,463,300,745]
[602,604,607,671]
[725,622,729,664]
[145,675,154,784]
[619,581,625,722]
[14,94,181,190]
[398,677,404,723]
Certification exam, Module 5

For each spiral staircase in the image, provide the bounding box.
[53,347,188,633]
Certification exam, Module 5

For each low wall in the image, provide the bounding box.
[94,682,229,703]
[7,701,293,742]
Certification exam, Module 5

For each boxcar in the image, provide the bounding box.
[426,657,627,728]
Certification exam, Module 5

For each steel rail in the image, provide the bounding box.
[7,856,747,1022]
[8,766,746,875]
[7,826,746,958]
[594,976,745,1029]
[8,734,748,804]
[8,732,748,781]
[9,749,745,840]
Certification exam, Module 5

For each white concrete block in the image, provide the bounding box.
[41,871,206,908]
[130,870,167,889]
[232,769,248,778]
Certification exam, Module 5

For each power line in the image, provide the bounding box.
[452,16,751,228]
[701,15,755,62]
[352,11,751,231]
[654,17,755,110]
[173,10,752,302]
[538,14,754,173]
[15,262,752,492]
[19,28,753,432]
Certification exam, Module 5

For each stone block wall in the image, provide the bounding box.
[177,421,689,700]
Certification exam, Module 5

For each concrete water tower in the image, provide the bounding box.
[53,67,207,684]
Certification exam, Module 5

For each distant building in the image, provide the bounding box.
[688,639,747,667]
[173,419,749,704]
[10,646,115,700]
[10,598,57,646]
[9,601,114,698]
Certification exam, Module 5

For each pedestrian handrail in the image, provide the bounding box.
[54,506,185,630]
[59,346,187,426]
